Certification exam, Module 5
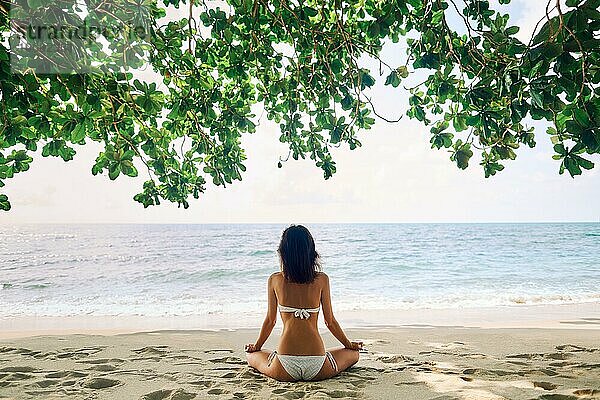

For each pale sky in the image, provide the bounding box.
[2,0,598,224]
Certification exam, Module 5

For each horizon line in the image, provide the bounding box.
[1,220,599,225]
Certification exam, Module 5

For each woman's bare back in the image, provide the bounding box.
[272,272,326,355]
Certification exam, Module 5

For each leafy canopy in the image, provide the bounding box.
[0,0,599,211]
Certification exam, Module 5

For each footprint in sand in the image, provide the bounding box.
[45,370,88,378]
[29,379,60,388]
[573,389,600,397]
[241,381,263,390]
[549,361,575,368]
[77,358,126,365]
[211,366,243,375]
[167,354,198,361]
[344,370,378,381]
[347,378,369,388]
[130,348,169,362]
[187,379,213,388]
[88,364,118,371]
[208,356,246,364]
[395,380,426,388]
[539,368,559,377]
[133,346,170,355]
[207,388,228,395]
[239,370,267,381]
[4,372,34,381]
[142,388,197,400]
[0,366,37,373]
[506,352,571,361]
[534,381,558,391]
[83,377,121,389]
[0,347,42,358]
[269,389,305,399]
[204,349,234,354]
[376,354,414,363]
[556,344,598,353]
[323,389,360,398]
[488,369,524,377]
[506,353,541,360]
[506,360,529,366]
[52,346,106,360]
[361,339,390,347]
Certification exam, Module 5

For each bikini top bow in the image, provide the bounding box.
[293,309,311,319]
[278,305,320,319]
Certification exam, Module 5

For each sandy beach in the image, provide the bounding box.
[1,310,599,400]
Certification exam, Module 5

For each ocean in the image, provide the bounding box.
[0,223,599,318]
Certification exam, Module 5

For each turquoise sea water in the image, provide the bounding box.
[0,223,598,317]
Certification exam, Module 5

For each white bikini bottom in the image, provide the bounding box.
[267,351,338,381]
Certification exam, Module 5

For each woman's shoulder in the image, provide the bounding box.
[269,272,283,282]
[315,272,329,283]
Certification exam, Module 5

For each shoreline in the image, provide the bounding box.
[1,302,598,340]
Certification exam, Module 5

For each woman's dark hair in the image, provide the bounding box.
[277,225,321,284]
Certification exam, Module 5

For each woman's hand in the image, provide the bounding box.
[244,343,260,353]
[346,341,363,351]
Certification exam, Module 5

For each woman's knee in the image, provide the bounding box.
[349,349,359,364]
[245,352,255,367]
[245,351,262,369]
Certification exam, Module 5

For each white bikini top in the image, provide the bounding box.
[278,305,320,320]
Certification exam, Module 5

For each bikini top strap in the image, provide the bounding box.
[278,305,320,319]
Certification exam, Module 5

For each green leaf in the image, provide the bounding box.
[385,71,401,87]
[27,0,48,8]
[532,16,561,45]
[120,160,138,177]
[108,163,120,180]
[303,6,318,17]
[573,109,591,127]
[360,71,375,89]
[553,143,567,155]
[330,59,343,74]
[574,155,594,170]
[0,194,10,211]
[431,10,443,24]
[531,88,544,108]
[454,144,473,169]
[542,43,563,59]
[397,66,409,78]
[71,123,86,143]
[564,156,582,177]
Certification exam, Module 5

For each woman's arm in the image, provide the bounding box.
[321,274,361,350]
[249,274,278,351]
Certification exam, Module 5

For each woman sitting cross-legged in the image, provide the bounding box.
[245,224,363,381]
